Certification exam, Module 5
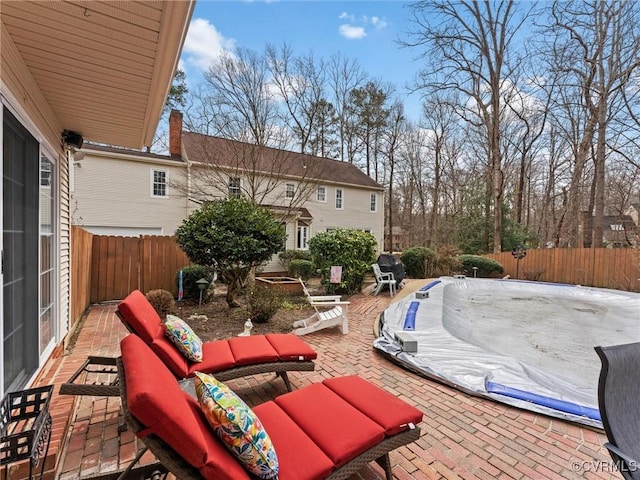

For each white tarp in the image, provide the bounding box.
[374,276,640,428]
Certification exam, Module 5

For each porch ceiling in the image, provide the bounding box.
[1,0,194,149]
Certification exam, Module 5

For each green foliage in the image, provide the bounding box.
[175,198,286,307]
[245,284,284,324]
[500,217,539,252]
[308,229,377,294]
[459,255,504,277]
[176,265,215,301]
[165,69,188,113]
[288,259,314,280]
[278,250,312,271]
[145,289,176,318]
[400,246,437,278]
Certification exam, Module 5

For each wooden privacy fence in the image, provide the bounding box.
[72,227,191,310]
[485,248,640,292]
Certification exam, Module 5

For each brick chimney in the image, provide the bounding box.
[169,109,183,158]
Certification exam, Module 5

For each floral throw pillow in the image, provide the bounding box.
[164,315,203,362]
[194,372,279,479]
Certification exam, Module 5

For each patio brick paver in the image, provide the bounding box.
[22,284,621,480]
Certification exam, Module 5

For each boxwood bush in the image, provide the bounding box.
[288,259,314,280]
[175,265,215,300]
[458,255,504,277]
[278,250,312,270]
[400,246,437,278]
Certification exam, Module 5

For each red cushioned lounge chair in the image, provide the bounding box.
[116,290,317,391]
[117,334,423,480]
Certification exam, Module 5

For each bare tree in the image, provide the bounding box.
[265,43,327,154]
[178,47,324,218]
[545,0,640,247]
[406,0,533,253]
[327,53,368,163]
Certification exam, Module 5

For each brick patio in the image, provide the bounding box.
[21,283,618,480]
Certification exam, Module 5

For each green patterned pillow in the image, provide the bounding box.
[194,372,279,479]
[164,315,203,362]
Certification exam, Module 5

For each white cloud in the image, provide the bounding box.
[339,24,366,40]
[339,12,355,22]
[371,16,387,30]
[183,18,235,71]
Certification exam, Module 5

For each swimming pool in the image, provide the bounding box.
[373,277,640,428]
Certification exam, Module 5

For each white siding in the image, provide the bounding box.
[73,150,189,235]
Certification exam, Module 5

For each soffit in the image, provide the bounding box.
[1,0,193,148]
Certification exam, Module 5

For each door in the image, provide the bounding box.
[3,107,40,392]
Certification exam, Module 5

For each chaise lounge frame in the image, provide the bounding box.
[116,290,317,392]
[293,279,350,335]
[116,358,421,480]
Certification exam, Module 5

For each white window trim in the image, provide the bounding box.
[335,188,344,210]
[285,182,295,199]
[316,185,327,202]
[370,193,377,213]
[297,225,309,250]
[150,168,169,199]
[228,176,242,198]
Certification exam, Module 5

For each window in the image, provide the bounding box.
[297,225,309,250]
[611,224,624,231]
[370,193,377,212]
[285,183,295,199]
[335,188,344,210]
[229,177,241,198]
[151,169,168,197]
[40,152,56,353]
[40,156,52,187]
[317,186,326,202]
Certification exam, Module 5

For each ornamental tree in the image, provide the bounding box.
[175,198,286,307]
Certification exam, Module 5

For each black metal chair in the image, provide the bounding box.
[595,342,640,480]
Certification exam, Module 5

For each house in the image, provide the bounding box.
[580,211,639,248]
[73,110,385,272]
[384,226,408,252]
[0,1,194,398]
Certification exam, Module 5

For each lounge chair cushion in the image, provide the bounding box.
[187,341,236,376]
[164,315,203,362]
[323,376,423,435]
[149,331,189,378]
[265,334,318,361]
[194,372,279,479]
[274,383,385,467]
[228,336,280,365]
[253,401,335,480]
[118,290,163,343]
[122,335,250,480]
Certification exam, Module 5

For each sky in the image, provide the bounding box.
[178,0,425,122]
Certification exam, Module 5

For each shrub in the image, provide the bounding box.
[459,255,504,277]
[400,246,437,278]
[288,259,314,280]
[245,284,284,323]
[145,289,176,319]
[435,245,462,276]
[308,229,377,294]
[278,250,312,271]
[176,265,215,301]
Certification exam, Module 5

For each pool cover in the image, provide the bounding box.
[373,277,640,428]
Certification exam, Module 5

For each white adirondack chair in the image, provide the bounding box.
[293,279,350,335]
[371,263,397,297]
